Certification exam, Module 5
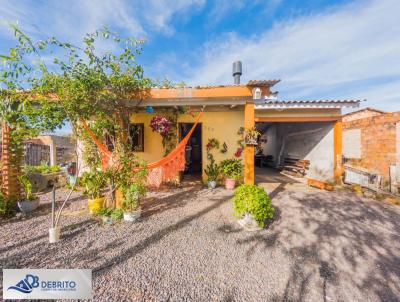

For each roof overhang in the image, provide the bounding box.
[130,86,257,107]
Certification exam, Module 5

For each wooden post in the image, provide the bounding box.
[2,122,19,201]
[333,120,343,182]
[244,102,255,185]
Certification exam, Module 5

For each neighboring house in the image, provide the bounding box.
[78,65,360,184]
[27,135,76,166]
[342,107,385,122]
[343,111,400,193]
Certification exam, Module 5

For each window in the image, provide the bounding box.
[130,123,144,152]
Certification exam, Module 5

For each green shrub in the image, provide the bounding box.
[219,159,243,180]
[0,191,16,217]
[231,184,275,228]
[23,163,61,174]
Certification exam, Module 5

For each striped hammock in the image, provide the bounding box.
[81,112,202,187]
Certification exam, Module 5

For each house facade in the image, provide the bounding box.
[116,82,360,184]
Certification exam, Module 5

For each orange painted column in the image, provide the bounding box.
[244,102,255,185]
[333,120,343,182]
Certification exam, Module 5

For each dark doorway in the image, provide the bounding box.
[179,123,202,175]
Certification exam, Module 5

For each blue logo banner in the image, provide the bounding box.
[3,269,92,300]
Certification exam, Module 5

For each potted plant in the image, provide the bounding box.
[81,170,107,214]
[98,208,124,225]
[219,159,244,189]
[204,158,219,189]
[244,127,261,145]
[17,174,40,213]
[122,183,146,222]
[231,184,275,231]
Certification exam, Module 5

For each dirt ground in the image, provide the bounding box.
[1,179,400,301]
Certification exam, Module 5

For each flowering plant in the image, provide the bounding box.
[150,116,172,137]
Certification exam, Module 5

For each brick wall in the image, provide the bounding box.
[343,112,400,186]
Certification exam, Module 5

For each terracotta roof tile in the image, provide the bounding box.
[247,80,281,86]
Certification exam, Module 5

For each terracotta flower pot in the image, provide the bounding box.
[225,178,236,190]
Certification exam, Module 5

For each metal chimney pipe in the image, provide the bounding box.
[232,61,242,84]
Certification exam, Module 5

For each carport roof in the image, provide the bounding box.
[256,99,363,109]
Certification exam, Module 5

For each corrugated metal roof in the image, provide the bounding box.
[263,99,363,104]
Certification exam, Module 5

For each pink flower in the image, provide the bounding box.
[234,148,243,157]
[150,116,173,137]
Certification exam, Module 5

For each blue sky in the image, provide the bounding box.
[1,0,399,133]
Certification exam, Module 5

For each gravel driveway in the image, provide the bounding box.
[1,183,400,301]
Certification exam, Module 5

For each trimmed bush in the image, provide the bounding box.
[231,184,275,228]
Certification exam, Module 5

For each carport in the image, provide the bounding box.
[253,99,361,184]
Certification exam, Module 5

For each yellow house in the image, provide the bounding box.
[121,79,360,185]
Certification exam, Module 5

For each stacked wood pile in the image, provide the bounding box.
[281,157,310,178]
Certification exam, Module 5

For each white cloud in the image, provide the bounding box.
[142,0,205,35]
[185,0,400,111]
[0,0,204,41]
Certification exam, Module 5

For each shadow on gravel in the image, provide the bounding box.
[141,186,203,218]
[0,219,96,260]
[0,194,87,226]
[267,190,400,301]
[92,194,230,278]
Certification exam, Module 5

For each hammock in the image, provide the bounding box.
[81,111,203,187]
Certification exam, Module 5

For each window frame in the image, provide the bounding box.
[129,123,144,152]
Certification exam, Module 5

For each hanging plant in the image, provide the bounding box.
[150,111,179,156]
[244,127,261,145]
[206,138,220,154]
[220,142,228,154]
[150,115,173,137]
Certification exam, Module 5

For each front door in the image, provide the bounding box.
[179,123,202,175]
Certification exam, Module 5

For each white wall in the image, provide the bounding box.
[259,122,335,182]
[260,124,278,162]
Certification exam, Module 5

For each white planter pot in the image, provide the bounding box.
[49,227,61,243]
[237,213,262,231]
[123,211,141,222]
[207,181,217,189]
